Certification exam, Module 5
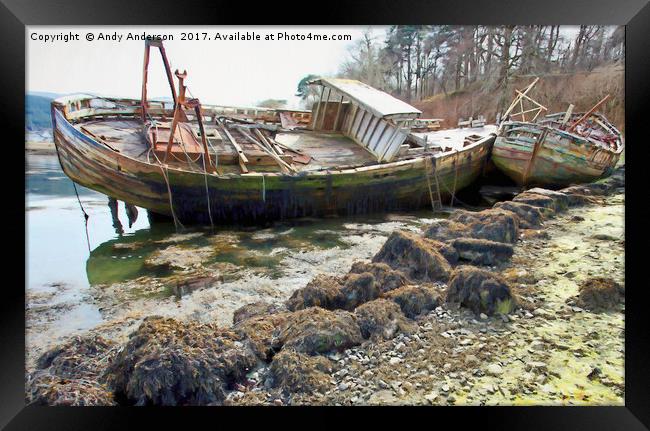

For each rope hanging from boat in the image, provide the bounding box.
[146,113,184,231]
[201,151,215,230]
[72,182,91,253]
[261,175,266,202]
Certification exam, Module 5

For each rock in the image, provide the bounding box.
[574,277,624,312]
[526,188,570,210]
[271,307,363,355]
[26,370,116,406]
[423,219,471,242]
[446,266,518,316]
[424,239,460,265]
[493,201,544,229]
[559,185,604,206]
[267,349,333,393]
[285,275,342,311]
[451,238,514,266]
[233,301,287,324]
[591,234,618,241]
[389,357,402,365]
[348,261,408,294]
[512,193,558,215]
[383,284,441,318]
[354,299,416,340]
[372,230,451,283]
[501,268,539,285]
[104,316,257,406]
[234,311,292,360]
[448,208,520,244]
[336,272,379,310]
[36,335,117,380]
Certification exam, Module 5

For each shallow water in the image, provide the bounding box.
[25,154,446,357]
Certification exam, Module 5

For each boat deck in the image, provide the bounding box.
[76,119,381,174]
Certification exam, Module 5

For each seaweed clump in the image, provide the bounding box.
[104,316,258,406]
[446,266,517,316]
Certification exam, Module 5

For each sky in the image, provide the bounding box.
[26,26,387,108]
[26,25,592,109]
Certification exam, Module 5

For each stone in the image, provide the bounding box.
[336,272,380,310]
[234,311,292,361]
[383,284,441,318]
[285,274,342,311]
[271,307,363,355]
[354,299,416,340]
[448,208,520,244]
[232,301,287,324]
[268,349,333,393]
[493,201,544,229]
[451,238,514,266]
[348,261,409,294]
[446,266,518,316]
[574,277,624,312]
[104,317,258,406]
[372,230,451,282]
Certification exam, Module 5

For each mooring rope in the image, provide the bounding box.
[72,182,91,253]
[261,175,266,202]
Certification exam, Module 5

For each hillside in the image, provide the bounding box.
[412,63,624,133]
[26,94,56,130]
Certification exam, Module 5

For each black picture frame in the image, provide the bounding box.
[4,0,649,429]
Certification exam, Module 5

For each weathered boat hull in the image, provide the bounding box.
[53,109,493,224]
[492,121,622,187]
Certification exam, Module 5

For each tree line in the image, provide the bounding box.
[337,25,624,109]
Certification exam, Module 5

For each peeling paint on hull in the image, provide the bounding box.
[492,121,622,187]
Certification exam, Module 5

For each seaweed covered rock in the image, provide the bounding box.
[526,188,570,210]
[559,185,605,206]
[383,284,441,318]
[449,209,519,244]
[233,301,287,325]
[451,238,514,266]
[267,349,333,393]
[422,219,470,242]
[425,239,460,265]
[574,277,624,312]
[336,272,379,310]
[26,371,116,406]
[348,261,408,293]
[271,307,363,355]
[36,335,117,380]
[372,230,451,282]
[105,316,258,406]
[285,275,342,311]
[446,267,517,316]
[354,299,416,340]
[512,192,559,215]
[493,201,544,229]
[234,312,292,361]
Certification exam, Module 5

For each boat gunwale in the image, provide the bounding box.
[497,119,624,155]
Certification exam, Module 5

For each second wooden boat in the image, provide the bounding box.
[492,79,623,187]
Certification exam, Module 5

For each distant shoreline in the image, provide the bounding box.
[26,140,57,155]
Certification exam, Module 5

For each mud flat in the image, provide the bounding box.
[25,166,624,406]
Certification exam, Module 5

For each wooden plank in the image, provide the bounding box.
[311,85,324,130]
[216,120,249,173]
[238,128,297,173]
[333,94,344,131]
[368,119,388,152]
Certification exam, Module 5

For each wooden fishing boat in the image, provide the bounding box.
[51,41,495,225]
[492,79,623,187]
